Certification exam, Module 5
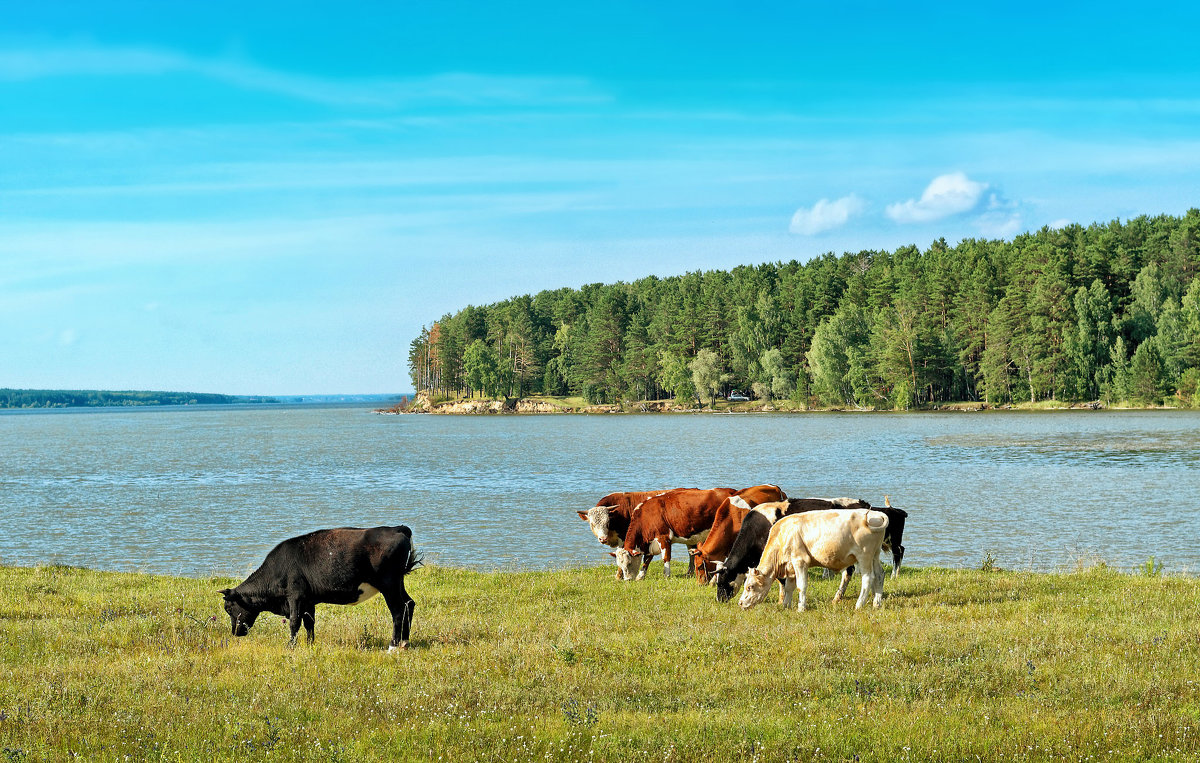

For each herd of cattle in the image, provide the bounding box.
[217,485,906,650]
[576,485,907,611]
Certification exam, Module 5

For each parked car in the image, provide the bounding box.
[728,391,750,402]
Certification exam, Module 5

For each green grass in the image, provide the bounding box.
[2,563,1198,761]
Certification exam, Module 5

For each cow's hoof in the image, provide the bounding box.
[386,642,408,653]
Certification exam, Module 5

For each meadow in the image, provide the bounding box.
[1,561,1198,761]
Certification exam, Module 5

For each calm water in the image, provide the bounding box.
[3,405,1199,576]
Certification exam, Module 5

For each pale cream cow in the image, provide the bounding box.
[738,509,889,612]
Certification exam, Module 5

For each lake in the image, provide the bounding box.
[3,404,1199,577]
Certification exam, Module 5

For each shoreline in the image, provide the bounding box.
[379,394,1186,415]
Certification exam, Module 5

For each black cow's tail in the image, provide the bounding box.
[405,537,423,575]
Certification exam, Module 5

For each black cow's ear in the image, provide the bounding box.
[218,588,232,598]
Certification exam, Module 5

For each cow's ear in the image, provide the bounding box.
[577,511,589,521]
[607,551,617,558]
[218,588,233,599]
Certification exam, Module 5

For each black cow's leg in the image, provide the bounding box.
[892,545,905,578]
[832,566,854,603]
[302,607,315,643]
[287,596,308,646]
[287,613,303,646]
[383,590,415,651]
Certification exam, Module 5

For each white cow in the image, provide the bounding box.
[738,509,889,612]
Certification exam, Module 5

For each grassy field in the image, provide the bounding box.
[1,562,1198,762]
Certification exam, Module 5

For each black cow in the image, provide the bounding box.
[710,498,870,603]
[876,503,908,577]
[219,525,419,650]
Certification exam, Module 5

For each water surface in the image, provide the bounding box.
[3,405,1198,576]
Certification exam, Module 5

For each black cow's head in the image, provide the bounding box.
[712,567,737,603]
[219,588,259,636]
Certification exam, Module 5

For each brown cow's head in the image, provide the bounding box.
[580,506,619,546]
[691,548,718,584]
[610,548,639,581]
[219,589,260,636]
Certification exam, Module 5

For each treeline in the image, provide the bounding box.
[409,210,1200,408]
[0,389,278,409]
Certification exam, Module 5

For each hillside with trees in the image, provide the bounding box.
[408,211,1200,409]
[0,389,276,409]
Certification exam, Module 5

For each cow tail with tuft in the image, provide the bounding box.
[404,545,424,575]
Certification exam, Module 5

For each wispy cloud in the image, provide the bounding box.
[0,44,607,108]
[973,191,1022,237]
[886,172,989,224]
[789,193,865,235]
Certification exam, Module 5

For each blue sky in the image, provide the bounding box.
[3,1,1199,395]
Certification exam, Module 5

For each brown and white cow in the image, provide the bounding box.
[616,486,781,581]
[690,484,788,583]
[577,491,670,579]
[738,509,889,612]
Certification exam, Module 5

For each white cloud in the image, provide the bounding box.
[886,172,989,224]
[1047,218,1073,230]
[789,193,865,235]
[975,212,1023,238]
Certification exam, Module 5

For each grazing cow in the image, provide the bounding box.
[710,497,870,603]
[738,509,889,612]
[822,497,910,598]
[577,491,669,580]
[878,496,908,578]
[614,487,739,580]
[691,484,788,583]
[219,525,420,651]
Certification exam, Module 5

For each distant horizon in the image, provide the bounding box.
[4,2,1198,394]
[0,387,412,401]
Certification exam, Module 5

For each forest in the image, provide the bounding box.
[408,210,1200,409]
[0,389,277,409]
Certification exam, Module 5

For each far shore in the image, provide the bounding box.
[378,392,1186,416]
